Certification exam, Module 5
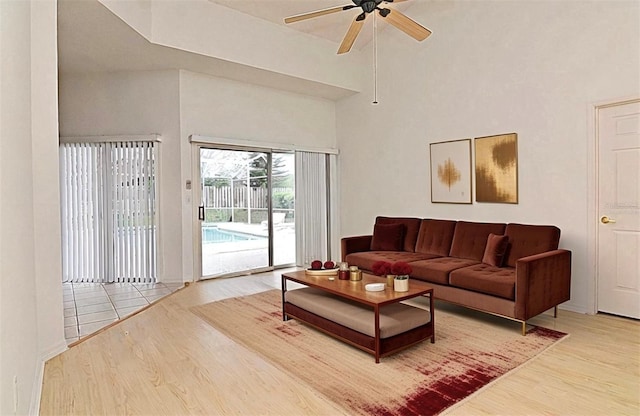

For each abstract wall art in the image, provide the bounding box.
[430,139,472,204]
[474,133,518,204]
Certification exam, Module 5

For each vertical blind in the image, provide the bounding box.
[295,151,333,267]
[59,142,157,283]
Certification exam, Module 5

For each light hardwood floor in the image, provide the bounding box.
[41,269,640,415]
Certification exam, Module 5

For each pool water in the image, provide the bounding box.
[202,227,259,244]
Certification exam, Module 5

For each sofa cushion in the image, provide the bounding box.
[482,233,509,267]
[345,251,436,272]
[504,223,561,267]
[414,219,457,256]
[409,257,480,285]
[449,264,516,300]
[370,223,405,251]
[449,221,507,261]
[375,216,422,252]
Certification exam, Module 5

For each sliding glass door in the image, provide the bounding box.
[198,147,294,278]
[271,152,296,266]
[59,141,157,283]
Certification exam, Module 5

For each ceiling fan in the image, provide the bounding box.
[284,0,431,54]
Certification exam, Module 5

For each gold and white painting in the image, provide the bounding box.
[475,133,518,204]
[430,139,472,204]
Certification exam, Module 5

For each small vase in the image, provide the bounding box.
[386,274,396,287]
[394,276,409,292]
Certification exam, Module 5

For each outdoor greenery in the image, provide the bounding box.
[204,177,229,187]
[201,149,294,224]
[272,190,294,210]
[204,208,273,224]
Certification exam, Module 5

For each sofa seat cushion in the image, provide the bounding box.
[346,251,436,272]
[409,257,480,285]
[285,287,431,339]
[449,264,516,300]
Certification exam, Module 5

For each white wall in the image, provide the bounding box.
[59,69,338,282]
[58,70,184,283]
[336,0,640,314]
[180,70,337,147]
[0,1,65,414]
[178,70,337,280]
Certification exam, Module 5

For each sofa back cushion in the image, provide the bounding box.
[414,219,457,256]
[504,223,561,267]
[370,223,405,251]
[449,221,507,261]
[375,217,422,252]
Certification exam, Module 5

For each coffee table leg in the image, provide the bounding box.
[429,291,435,343]
[281,275,288,321]
[374,305,380,363]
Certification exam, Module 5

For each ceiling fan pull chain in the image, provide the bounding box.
[373,12,378,105]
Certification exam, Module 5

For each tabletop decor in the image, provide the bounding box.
[391,261,412,292]
[372,260,395,287]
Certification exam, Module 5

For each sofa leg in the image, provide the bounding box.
[554,306,558,318]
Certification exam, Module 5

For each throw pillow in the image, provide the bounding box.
[370,223,405,251]
[482,233,509,267]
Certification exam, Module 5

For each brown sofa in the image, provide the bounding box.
[341,216,572,334]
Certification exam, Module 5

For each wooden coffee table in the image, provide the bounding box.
[281,270,435,363]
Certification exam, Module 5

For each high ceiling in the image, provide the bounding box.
[56,0,417,99]
[209,0,412,49]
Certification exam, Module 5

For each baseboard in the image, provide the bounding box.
[559,302,589,315]
[30,340,68,415]
[160,278,185,285]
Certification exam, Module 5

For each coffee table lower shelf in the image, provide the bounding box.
[283,302,434,362]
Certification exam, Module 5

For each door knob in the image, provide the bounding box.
[600,215,616,224]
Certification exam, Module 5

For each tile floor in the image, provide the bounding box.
[63,281,183,345]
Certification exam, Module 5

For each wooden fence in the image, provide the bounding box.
[203,186,292,208]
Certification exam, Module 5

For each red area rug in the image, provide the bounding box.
[192,289,567,416]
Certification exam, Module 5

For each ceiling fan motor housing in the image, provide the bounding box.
[353,0,385,13]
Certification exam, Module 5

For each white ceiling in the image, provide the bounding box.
[56,0,419,99]
[210,0,413,50]
[57,0,363,99]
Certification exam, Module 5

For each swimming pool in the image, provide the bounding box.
[202,227,260,244]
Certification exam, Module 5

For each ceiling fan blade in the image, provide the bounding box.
[284,5,353,24]
[337,14,366,54]
[381,9,431,41]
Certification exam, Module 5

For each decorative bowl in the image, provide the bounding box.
[365,283,385,292]
[305,267,339,276]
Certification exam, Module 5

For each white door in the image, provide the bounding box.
[597,100,640,319]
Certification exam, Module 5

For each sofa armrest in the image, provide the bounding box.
[514,249,572,321]
[341,235,373,261]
